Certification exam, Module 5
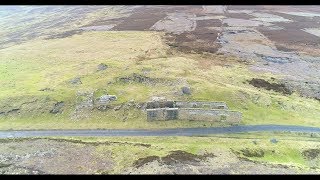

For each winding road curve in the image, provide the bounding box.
[1,125,320,138]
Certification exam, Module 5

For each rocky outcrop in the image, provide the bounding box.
[95,95,117,110]
[116,73,173,86]
[50,102,64,114]
[71,91,94,119]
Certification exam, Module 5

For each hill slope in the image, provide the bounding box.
[0,6,319,130]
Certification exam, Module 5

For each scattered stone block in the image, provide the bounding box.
[69,77,82,85]
[181,86,191,95]
[97,63,108,71]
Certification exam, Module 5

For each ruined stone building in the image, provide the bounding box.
[146,100,242,124]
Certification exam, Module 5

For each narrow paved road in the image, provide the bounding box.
[1,125,320,138]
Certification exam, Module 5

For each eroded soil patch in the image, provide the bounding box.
[111,7,167,31]
[302,149,320,160]
[248,78,292,95]
[258,28,320,55]
[258,29,320,47]
[165,17,221,54]
[133,150,216,168]
[239,148,265,158]
[133,156,161,168]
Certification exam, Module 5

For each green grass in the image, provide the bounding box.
[49,132,320,173]
[0,114,227,130]
[0,31,320,130]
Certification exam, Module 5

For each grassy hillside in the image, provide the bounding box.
[0,30,319,130]
[0,6,133,49]
[19,132,320,174]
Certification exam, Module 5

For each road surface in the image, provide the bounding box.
[0,125,320,138]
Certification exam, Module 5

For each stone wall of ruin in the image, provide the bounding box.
[146,101,229,109]
[147,108,242,123]
[179,108,241,123]
[174,101,228,109]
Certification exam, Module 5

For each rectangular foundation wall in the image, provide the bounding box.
[175,101,228,109]
[178,108,241,123]
[147,108,241,123]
